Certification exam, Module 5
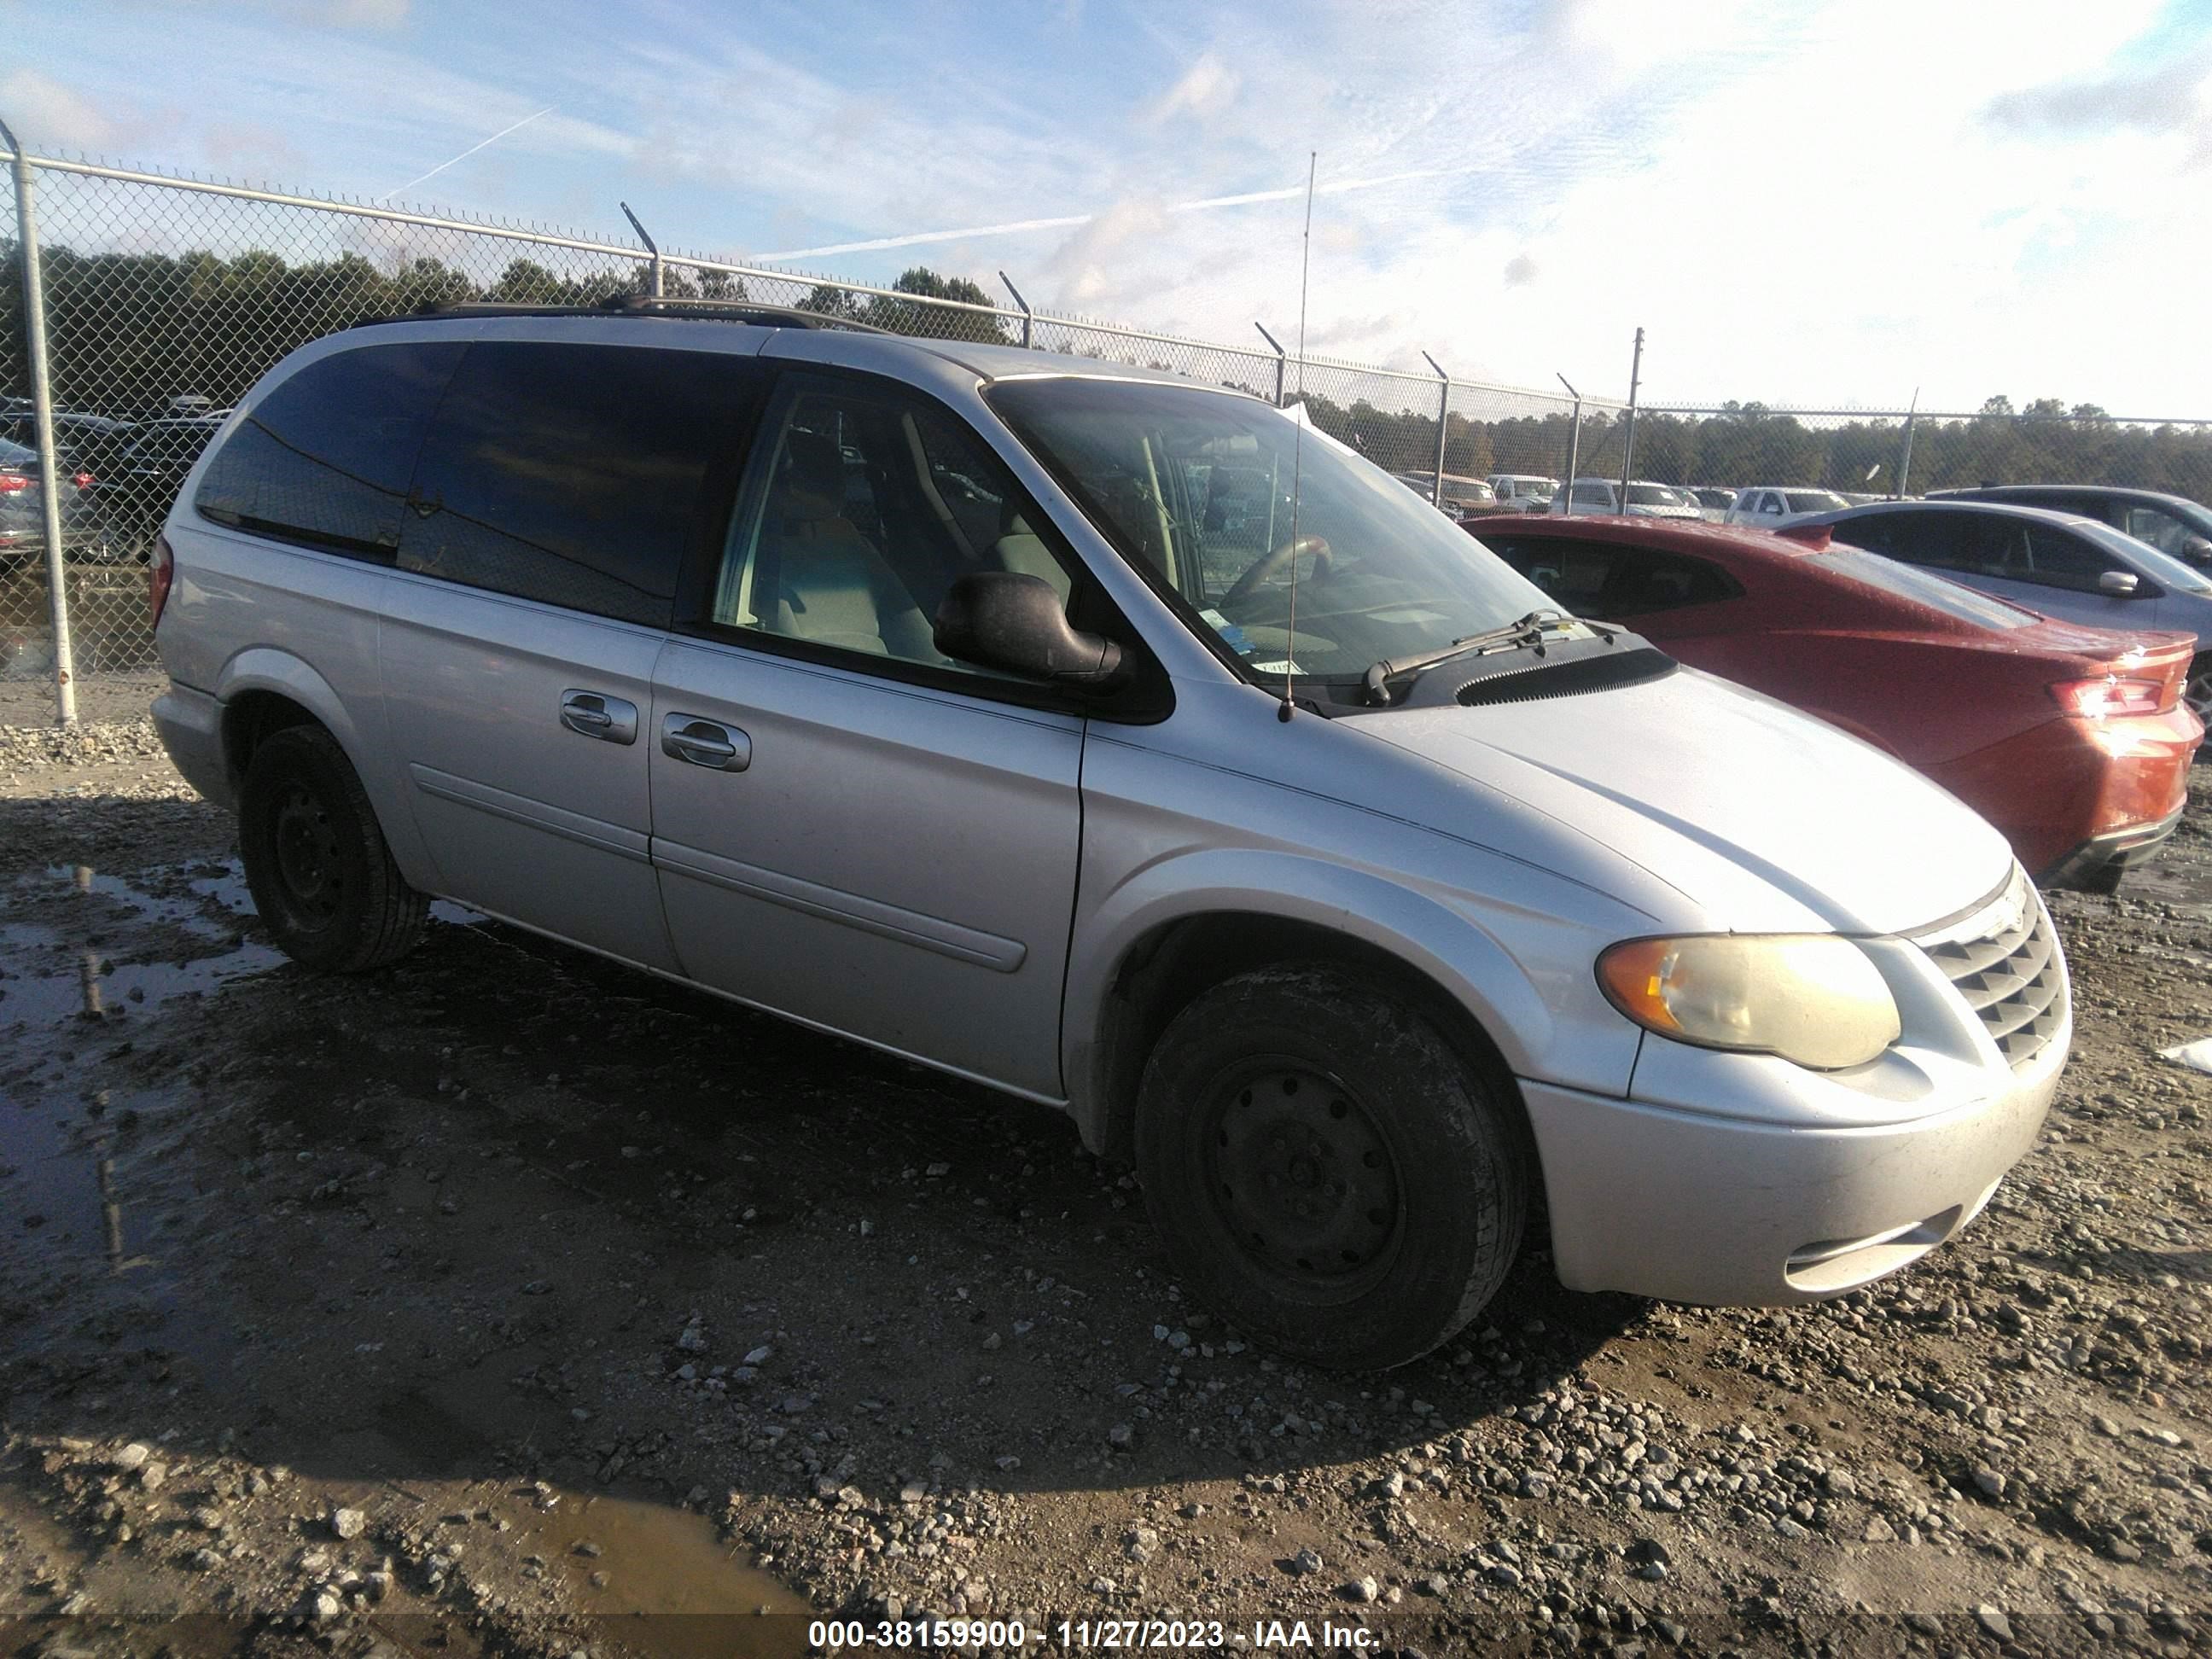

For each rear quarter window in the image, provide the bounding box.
[196,342,464,556]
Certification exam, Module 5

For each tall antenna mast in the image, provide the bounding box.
[1278,150,1318,724]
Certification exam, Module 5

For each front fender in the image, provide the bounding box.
[1062,846,1646,1147]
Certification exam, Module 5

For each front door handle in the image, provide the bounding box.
[560,690,638,744]
[661,713,751,772]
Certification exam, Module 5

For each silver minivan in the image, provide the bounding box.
[148,303,2070,1368]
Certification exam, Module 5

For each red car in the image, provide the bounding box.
[1470,515,2203,891]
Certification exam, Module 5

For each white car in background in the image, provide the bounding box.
[1486,473,1557,512]
[1549,478,1705,519]
[1726,486,1853,527]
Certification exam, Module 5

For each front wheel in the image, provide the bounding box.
[239,725,428,972]
[1135,965,1528,1370]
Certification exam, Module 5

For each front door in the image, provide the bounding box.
[648,370,1087,1098]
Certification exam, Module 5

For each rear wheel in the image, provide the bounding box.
[239,725,427,972]
[1135,965,1527,1370]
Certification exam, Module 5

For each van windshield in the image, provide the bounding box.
[989,378,1559,685]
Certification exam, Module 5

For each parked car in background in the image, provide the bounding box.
[1393,471,1504,521]
[1550,478,1704,518]
[1684,486,1737,520]
[148,304,2067,1366]
[1474,515,2202,888]
[1486,473,1557,511]
[0,435,108,572]
[91,414,229,560]
[1789,500,2212,726]
[0,410,136,478]
[1929,485,2212,571]
[1725,486,1853,526]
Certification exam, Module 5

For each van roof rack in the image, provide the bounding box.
[359,294,891,334]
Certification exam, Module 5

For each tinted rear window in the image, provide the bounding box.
[196,342,463,556]
[398,341,758,626]
[1814,546,2037,629]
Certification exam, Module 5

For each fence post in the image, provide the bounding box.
[3,121,77,725]
[1896,387,1918,498]
[1254,322,1288,407]
[1557,374,1583,515]
[1422,352,1451,507]
[619,201,661,298]
[1618,326,1644,501]
[998,271,1033,349]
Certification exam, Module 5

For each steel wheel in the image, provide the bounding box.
[272,782,347,923]
[1202,1061,1403,1292]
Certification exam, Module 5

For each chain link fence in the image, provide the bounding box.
[5,145,2208,715]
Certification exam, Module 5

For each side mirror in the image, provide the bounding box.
[2184,534,2212,569]
[934,572,1127,690]
[2098,569,2142,597]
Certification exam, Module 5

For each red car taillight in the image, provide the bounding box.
[0,473,31,494]
[148,534,175,630]
[2051,675,2168,719]
[72,470,96,490]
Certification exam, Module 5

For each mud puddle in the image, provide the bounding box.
[0,862,282,1027]
[509,1488,811,1658]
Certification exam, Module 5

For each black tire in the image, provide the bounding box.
[238,725,428,972]
[1135,964,1527,1370]
[2078,860,2126,897]
[2186,654,2211,755]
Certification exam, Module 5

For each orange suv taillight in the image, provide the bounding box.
[148,533,175,630]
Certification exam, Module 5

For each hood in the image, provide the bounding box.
[1348,665,2011,936]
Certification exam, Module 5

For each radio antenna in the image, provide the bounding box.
[1278,150,1317,724]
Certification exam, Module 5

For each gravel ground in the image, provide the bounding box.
[0,719,2208,1658]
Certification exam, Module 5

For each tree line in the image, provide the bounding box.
[0,246,1010,420]
[3,243,2205,506]
[1286,392,2211,504]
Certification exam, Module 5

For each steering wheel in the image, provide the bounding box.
[1221,534,1333,609]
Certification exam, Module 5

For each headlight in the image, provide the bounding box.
[1596,934,1901,1070]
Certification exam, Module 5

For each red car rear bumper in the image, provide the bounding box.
[1925,707,2203,882]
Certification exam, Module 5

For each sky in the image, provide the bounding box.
[5,0,2211,412]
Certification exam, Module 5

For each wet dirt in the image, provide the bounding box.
[0,736,2209,1656]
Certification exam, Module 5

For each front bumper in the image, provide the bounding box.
[1524,868,2070,1306]
[1523,1048,2060,1305]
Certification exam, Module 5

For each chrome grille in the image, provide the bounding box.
[1912,867,2066,1070]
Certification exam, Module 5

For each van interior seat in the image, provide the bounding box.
[771,429,938,660]
[989,512,1074,603]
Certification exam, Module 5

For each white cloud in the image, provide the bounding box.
[9,0,2210,411]
[1,69,125,153]
[1144,53,1241,126]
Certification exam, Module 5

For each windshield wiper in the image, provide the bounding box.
[1361,609,1604,707]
